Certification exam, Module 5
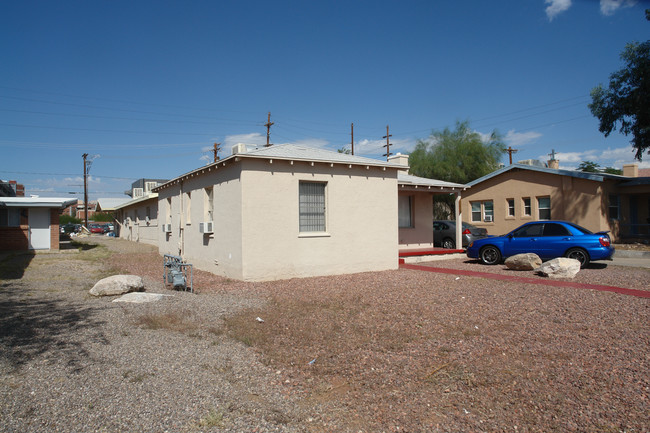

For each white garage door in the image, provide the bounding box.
[29,208,51,250]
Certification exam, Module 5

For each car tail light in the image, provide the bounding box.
[599,236,610,247]
[462,229,471,235]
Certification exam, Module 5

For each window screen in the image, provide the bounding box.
[299,182,326,232]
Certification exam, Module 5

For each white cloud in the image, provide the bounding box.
[356,137,414,157]
[538,145,650,169]
[545,0,572,21]
[278,138,330,149]
[504,130,543,147]
[600,0,636,16]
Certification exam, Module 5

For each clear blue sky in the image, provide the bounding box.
[1,0,648,200]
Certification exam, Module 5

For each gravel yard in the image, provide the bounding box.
[1,236,648,432]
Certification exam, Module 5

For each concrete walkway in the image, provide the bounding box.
[400,263,650,299]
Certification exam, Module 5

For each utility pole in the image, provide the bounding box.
[351,123,354,155]
[213,142,221,162]
[506,146,518,165]
[264,112,274,147]
[382,125,392,161]
[82,153,89,229]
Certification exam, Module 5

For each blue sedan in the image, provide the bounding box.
[466,221,614,268]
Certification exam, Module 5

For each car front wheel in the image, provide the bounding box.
[565,247,590,268]
[479,246,502,265]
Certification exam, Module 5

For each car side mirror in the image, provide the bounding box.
[508,233,513,239]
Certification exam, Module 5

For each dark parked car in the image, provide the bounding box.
[466,220,614,268]
[433,220,488,249]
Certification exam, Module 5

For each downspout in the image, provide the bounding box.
[179,180,184,257]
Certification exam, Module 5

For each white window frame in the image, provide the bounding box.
[204,187,214,222]
[133,187,144,198]
[185,191,191,225]
[522,197,532,217]
[506,198,515,218]
[145,181,158,193]
[537,196,551,220]
[299,181,327,233]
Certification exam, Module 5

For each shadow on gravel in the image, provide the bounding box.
[0,252,35,280]
[0,282,105,371]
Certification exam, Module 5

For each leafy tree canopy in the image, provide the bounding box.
[409,120,505,184]
[589,10,650,161]
[577,160,601,173]
[577,160,622,175]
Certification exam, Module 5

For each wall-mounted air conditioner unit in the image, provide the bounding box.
[163,223,172,233]
[199,221,214,234]
[484,215,493,222]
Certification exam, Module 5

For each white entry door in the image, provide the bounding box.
[29,208,51,250]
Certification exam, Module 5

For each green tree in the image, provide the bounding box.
[409,120,505,184]
[337,146,351,154]
[602,166,623,175]
[589,10,650,161]
[577,160,601,173]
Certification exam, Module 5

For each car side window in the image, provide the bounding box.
[433,222,441,231]
[543,223,571,236]
[512,223,543,237]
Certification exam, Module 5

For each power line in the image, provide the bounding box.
[0,85,261,116]
[0,170,136,180]
[0,122,217,136]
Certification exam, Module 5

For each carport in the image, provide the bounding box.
[397,171,467,255]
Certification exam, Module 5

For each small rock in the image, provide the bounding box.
[536,258,581,279]
[112,292,171,303]
[505,253,542,270]
[89,275,145,297]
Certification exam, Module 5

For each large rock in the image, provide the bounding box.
[505,253,542,271]
[89,275,145,297]
[112,292,171,303]
[536,258,581,279]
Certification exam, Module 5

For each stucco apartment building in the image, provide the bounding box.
[462,161,650,241]
[153,144,407,281]
[114,193,159,246]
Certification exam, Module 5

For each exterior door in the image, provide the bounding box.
[29,208,51,250]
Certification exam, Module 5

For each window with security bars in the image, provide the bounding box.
[299,182,326,232]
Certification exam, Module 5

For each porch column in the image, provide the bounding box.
[455,192,462,249]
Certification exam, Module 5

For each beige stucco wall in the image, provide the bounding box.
[158,163,244,280]
[398,191,434,248]
[239,159,398,281]
[156,158,398,281]
[461,169,618,238]
[116,198,159,246]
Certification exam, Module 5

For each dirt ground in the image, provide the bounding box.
[1,236,648,432]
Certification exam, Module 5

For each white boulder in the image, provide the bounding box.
[89,275,145,297]
[536,258,581,279]
[505,253,542,271]
[112,292,171,303]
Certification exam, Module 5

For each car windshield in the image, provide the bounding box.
[566,222,592,235]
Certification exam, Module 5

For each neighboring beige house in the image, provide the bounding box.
[113,193,159,246]
[153,144,408,281]
[462,162,650,241]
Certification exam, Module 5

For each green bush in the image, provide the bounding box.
[60,215,82,225]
